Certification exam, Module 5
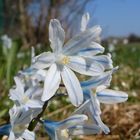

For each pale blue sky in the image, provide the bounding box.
[86,0,140,38]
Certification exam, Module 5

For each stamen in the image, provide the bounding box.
[22,95,29,103]
[61,56,70,65]
[61,129,69,138]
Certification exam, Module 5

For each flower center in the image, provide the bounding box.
[61,56,70,65]
[61,129,69,138]
[57,55,70,65]
[22,95,30,104]
[93,89,97,95]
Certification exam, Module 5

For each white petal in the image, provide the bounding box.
[93,114,110,134]
[69,124,101,136]
[89,90,101,115]
[32,52,55,69]
[14,77,24,95]
[77,42,104,56]
[81,13,90,32]
[97,89,128,104]
[9,89,22,102]
[74,97,110,134]
[21,129,35,140]
[49,19,65,53]
[36,69,47,78]
[25,86,43,99]
[9,106,33,125]
[58,114,88,130]
[9,131,16,140]
[26,100,43,108]
[89,54,113,69]
[88,101,110,134]
[67,56,104,76]
[63,25,102,55]
[61,66,83,106]
[41,64,61,101]
[9,77,25,101]
[81,70,112,89]
[96,85,107,92]
[73,100,90,114]
[84,90,110,134]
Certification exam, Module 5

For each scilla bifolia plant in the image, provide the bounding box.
[0,13,128,140]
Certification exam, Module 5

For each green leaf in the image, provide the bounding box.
[6,40,20,88]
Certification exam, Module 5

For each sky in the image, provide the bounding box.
[86,0,140,38]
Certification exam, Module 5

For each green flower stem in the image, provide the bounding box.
[28,92,66,131]
[28,101,48,131]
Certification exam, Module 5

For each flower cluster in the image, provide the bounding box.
[0,13,128,140]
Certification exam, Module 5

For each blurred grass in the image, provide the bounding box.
[0,42,140,139]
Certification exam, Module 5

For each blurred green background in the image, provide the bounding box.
[0,0,140,140]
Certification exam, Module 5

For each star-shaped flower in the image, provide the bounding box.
[32,18,105,106]
[75,68,128,134]
[9,77,44,109]
[43,114,100,140]
[8,105,39,140]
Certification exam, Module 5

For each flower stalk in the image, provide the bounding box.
[28,101,48,131]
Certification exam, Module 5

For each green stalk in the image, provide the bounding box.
[28,101,48,131]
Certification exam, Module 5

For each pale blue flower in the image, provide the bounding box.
[9,77,44,109]
[78,13,113,70]
[9,129,35,140]
[76,88,128,134]
[74,90,110,134]
[81,68,115,90]
[0,124,35,140]
[74,65,128,134]
[17,47,46,87]
[32,19,104,106]
[18,68,46,87]
[75,68,128,134]
[43,114,91,140]
[8,105,39,140]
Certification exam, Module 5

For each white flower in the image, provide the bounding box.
[1,35,12,49]
[75,67,128,134]
[17,47,47,87]
[9,129,35,140]
[9,77,44,108]
[43,114,100,140]
[18,68,46,87]
[8,105,39,140]
[77,13,113,70]
[32,18,105,106]
[78,13,104,56]
[76,88,128,134]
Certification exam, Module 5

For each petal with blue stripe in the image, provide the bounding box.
[32,52,55,69]
[67,56,104,76]
[42,64,61,102]
[97,89,128,104]
[61,66,83,107]
[81,70,112,89]
[63,26,102,55]
[81,12,90,32]
[77,42,104,56]
[49,19,65,54]
[69,124,101,136]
